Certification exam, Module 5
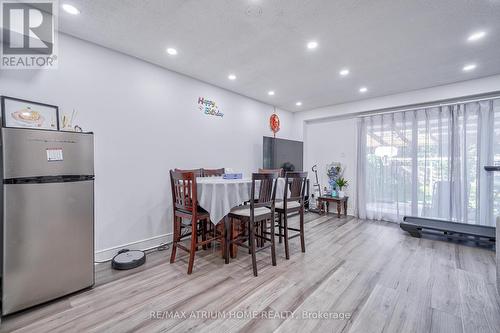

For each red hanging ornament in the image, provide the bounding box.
[269,113,280,138]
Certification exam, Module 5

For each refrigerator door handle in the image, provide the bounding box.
[3,175,95,184]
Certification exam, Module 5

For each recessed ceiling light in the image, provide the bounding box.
[166,48,178,56]
[268,91,275,96]
[62,3,80,15]
[359,87,368,93]
[228,74,237,80]
[467,31,486,42]
[307,41,318,49]
[296,101,302,106]
[339,68,350,76]
[462,64,476,72]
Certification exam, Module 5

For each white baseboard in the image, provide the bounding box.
[95,233,173,262]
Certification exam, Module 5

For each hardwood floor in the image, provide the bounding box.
[1,213,499,333]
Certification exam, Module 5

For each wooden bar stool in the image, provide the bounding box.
[174,168,220,248]
[169,170,221,274]
[226,173,278,276]
[275,172,308,259]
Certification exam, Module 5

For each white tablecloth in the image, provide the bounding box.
[197,177,285,225]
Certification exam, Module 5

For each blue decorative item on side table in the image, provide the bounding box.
[327,162,343,197]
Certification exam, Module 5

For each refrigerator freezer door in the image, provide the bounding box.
[2,180,94,315]
[2,128,94,179]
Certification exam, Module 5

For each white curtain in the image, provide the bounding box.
[357,98,500,226]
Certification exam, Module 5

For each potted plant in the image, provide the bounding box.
[335,177,348,198]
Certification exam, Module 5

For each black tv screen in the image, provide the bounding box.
[263,137,303,172]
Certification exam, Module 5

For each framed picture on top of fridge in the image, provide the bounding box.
[1,96,59,131]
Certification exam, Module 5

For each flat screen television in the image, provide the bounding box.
[263,136,303,172]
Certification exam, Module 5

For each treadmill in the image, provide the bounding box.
[400,165,499,247]
[401,216,495,246]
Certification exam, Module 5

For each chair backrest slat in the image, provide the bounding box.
[251,172,278,210]
[289,178,303,199]
[284,172,308,203]
[258,179,273,203]
[170,170,198,213]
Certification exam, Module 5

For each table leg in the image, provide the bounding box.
[326,201,330,215]
[201,220,207,250]
[224,216,230,264]
[278,212,283,243]
[336,201,341,218]
[231,219,238,258]
[344,200,348,217]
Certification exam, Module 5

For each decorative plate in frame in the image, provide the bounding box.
[1,96,59,131]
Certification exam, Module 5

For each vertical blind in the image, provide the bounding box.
[357,98,500,226]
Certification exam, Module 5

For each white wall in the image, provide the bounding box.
[305,118,357,215]
[0,34,297,259]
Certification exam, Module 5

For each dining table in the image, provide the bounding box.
[196,176,287,259]
[196,176,286,225]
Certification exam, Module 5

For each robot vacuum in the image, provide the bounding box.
[111,249,146,270]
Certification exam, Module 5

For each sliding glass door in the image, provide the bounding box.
[357,98,500,226]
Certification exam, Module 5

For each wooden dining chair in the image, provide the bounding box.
[174,168,210,250]
[258,168,284,177]
[174,168,203,177]
[227,173,278,276]
[275,172,308,260]
[169,170,221,274]
[203,168,225,177]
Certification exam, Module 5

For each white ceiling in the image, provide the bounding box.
[59,0,500,111]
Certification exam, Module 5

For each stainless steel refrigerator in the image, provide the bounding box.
[1,127,94,315]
